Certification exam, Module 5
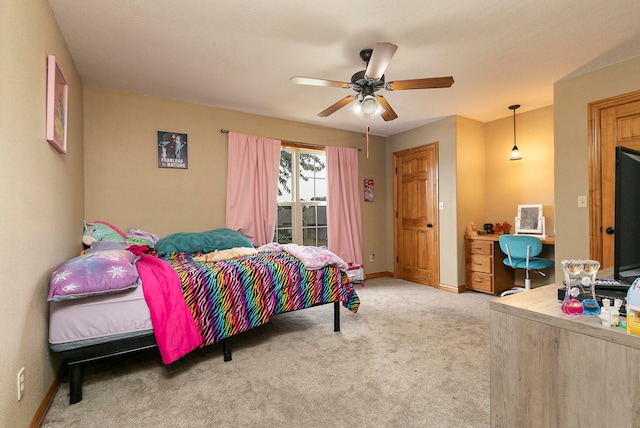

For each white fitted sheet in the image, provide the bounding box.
[49,282,152,347]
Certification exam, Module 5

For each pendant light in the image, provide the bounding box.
[509,104,522,161]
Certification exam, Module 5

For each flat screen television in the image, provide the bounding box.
[613,146,640,284]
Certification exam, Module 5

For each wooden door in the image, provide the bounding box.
[589,92,640,267]
[393,144,439,286]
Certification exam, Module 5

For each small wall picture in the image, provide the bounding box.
[158,131,188,169]
[46,55,68,154]
[364,178,374,202]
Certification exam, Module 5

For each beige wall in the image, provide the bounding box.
[456,116,487,283]
[83,86,389,273]
[0,1,84,426]
[485,106,555,287]
[554,55,640,280]
[485,106,555,234]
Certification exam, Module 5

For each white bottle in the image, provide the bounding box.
[612,299,623,326]
[599,299,613,326]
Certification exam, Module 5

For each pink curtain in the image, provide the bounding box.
[225,132,281,246]
[326,146,363,265]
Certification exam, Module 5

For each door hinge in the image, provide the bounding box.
[395,212,398,218]
[396,257,399,263]
[395,167,398,173]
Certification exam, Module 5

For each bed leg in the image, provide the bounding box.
[68,363,83,404]
[334,301,340,332]
[222,338,232,362]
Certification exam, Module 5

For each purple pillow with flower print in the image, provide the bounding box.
[125,227,159,247]
[48,250,140,301]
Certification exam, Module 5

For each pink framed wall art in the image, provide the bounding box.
[364,178,374,202]
[46,55,68,154]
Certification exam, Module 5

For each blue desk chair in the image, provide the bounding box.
[498,235,554,297]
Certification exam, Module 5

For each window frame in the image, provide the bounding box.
[275,144,327,246]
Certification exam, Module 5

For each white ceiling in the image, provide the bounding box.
[48,0,640,137]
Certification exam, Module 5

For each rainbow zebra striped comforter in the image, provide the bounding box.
[159,251,360,348]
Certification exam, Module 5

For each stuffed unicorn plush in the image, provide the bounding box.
[82,220,126,247]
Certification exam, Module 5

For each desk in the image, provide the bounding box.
[468,234,554,245]
[467,234,555,245]
[490,285,640,427]
[464,234,555,295]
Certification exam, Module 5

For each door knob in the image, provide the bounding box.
[426,223,433,228]
[605,227,615,234]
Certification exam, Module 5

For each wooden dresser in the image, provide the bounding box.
[464,235,515,295]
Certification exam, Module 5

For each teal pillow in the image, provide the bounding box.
[155,228,253,254]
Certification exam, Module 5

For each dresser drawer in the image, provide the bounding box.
[468,271,493,293]
[468,240,492,255]
[464,236,515,295]
[467,254,493,274]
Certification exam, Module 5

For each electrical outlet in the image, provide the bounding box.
[369,252,375,262]
[17,368,25,401]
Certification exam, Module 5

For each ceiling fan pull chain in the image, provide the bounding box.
[366,125,370,159]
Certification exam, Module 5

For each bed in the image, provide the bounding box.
[48,225,360,404]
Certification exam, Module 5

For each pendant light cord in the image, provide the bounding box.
[508,104,521,161]
[512,108,516,147]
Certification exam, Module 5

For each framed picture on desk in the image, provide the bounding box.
[515,204,546,237]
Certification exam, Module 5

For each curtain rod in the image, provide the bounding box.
[220,129,360,151]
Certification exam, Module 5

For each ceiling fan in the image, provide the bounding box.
[290,42,454,122]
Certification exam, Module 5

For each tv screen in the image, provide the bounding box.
[614,146,640,284]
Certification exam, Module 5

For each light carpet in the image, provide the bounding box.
[42,277,495,427]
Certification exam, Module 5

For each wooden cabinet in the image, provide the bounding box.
[464,235,514,295]
[490,284,640,427]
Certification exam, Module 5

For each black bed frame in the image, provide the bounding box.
[57,302,341,404]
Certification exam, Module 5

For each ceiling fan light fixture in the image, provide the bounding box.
[351,101,386,120]
[361,95,379,114]
[352,96,386,119]
[372,103,386,117]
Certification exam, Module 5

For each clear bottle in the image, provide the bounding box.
[561,259,601,315]
[582,260,601,315]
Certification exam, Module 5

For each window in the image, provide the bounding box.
[275,146,327,246]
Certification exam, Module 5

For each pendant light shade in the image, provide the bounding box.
[510,145,521,161]
[509,104,522,161]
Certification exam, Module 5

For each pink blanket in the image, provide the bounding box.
[134,252,202,364]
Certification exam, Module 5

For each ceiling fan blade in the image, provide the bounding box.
[386,76,454,91]
[365,42,398,80]
[317,96,356,117]
[290,76,350,89]
[376,96,398,121]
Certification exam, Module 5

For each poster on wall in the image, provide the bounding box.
[158,131,188,169]
[364,178,374,202]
